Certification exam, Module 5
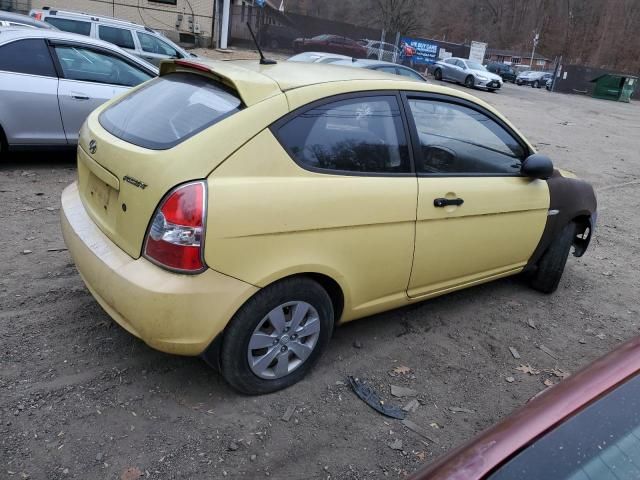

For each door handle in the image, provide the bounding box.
[71,92,90,100]
[434,197,464,208]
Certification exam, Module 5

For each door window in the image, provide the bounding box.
[489,375,640,480]
[98,25,135,50]
[0,39,56,77]
[136,32,180,57]
[44,17,91,36]
[276,95,410,174]
[54,45,153,87]
[407,98,525,175]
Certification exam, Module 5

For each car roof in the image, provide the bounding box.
[162,58,424,104]
[288,51,351,61]
[409,336,640,479]
[35,7,152,31]
[159,59,526,135]
[331,58,401,68]
[0,10,54,28]
[0,27,158,72]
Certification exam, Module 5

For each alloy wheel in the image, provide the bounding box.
[247,301,321,379]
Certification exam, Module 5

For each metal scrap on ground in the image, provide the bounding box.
[348,376,407,420]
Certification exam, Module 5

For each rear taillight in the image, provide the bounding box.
[143,181,207,273]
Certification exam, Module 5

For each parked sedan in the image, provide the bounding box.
[486,62,517,83]
[61,58,595,395]
[330,58,426,81]
[0,27,157,152]
[516,70,550,87]
[292,34,366,58]
[432,57,503,91]
[411,336,640,480]
[288,51,351,64]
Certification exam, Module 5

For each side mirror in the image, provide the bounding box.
[521,154,554,179]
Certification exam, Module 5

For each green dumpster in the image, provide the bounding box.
[591,74,638,103]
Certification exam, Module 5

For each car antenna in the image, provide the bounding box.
[246,22,277,65]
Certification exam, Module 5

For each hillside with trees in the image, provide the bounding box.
[286,0,640,73]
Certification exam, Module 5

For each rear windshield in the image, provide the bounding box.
[99,72,242,150]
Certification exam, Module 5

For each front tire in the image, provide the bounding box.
[434,68,442,80]
[465,75,475,89]
[220,277,334,395]
[530,222,577,294]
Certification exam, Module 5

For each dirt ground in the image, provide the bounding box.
[2,67,640,480]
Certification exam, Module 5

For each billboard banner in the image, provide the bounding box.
[469,41,487,63]
[400,36,439,65]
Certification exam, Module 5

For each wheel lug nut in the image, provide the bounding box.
[281,346,287,352]
[273,339,279,345]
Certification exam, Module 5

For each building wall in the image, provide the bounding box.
[31,0,216,40]
[485,54,551,70]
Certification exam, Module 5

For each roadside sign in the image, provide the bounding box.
[469,41,487,63]
[400,36,439,65]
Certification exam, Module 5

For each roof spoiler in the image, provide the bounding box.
[160,59,281,107]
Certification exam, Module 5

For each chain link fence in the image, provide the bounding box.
[226,4,415,66]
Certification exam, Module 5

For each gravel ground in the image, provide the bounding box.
[1,70,639,480]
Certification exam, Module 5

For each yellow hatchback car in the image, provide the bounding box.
[61,59,596,394]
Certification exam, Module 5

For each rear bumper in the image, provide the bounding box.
[61,182,258,356]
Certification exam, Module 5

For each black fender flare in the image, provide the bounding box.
[524,170,597,271]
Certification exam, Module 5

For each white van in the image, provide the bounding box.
[30,7,196,65]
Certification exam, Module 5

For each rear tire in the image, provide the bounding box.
[0,124,7,157]
[220,277,334,395]
[434,68,442,80]
[530,222,577,294]
[533,80,540,88]
[465,75,475,88]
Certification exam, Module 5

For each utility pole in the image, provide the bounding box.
[220,0,231,49]
[529,32,539,68]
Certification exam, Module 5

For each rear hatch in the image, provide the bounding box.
[76,61,288,259]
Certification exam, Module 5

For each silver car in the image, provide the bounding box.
[288,51,351,64]
[0,27,157,152]
[0,10,57,29]
[30,8,196,66]
[330,58,426,82]
[432,57,503,91]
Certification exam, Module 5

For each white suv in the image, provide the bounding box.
[359,39,400,62]
[30,7,195,65]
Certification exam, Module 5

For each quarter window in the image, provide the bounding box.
[276,96,411,174]
[98,26,135,50]
[397,67,423,81]
[54,45,152,87]
[377,66,398,75]
[136,32,180,57]
[407,98,525,175]
[44,17,91,36]
[0,39,56,77]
